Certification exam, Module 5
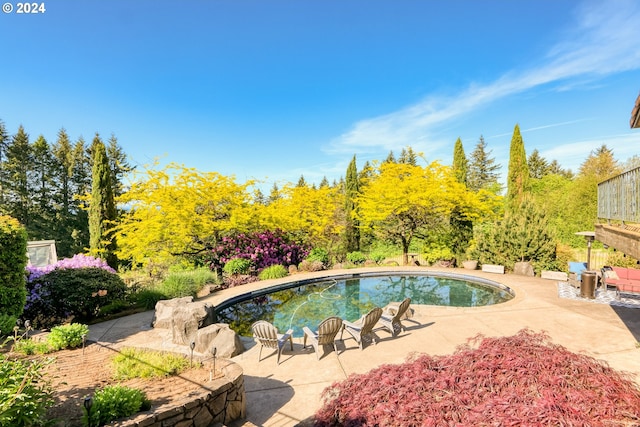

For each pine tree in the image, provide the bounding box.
[3,125,32,226]
[384,151,397,164]
[106,133,134,198]
[29,135,56,239]
[528,149,550,179]
[0,120,9,208]
[89,134,118,268]
[452,138,468,185]
[297,175,307,187]
[319,176,329,188]
[268,183,280,204]
[344,155,360,252]
[398,147,418,166]
[468,135,501,192]
[506,124,530,209]
[51,129,77,257]
[70,137,91,253]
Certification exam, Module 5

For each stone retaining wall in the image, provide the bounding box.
[114,361,245,427]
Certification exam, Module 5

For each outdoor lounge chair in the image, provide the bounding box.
[341,307,383,350]
[251,320,294,365]
[377,297,411,337]
[302,316,343,360]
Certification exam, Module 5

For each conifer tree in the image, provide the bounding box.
[319,176,329,188]
[89,134,118,268]
[30,135,56,239]
[506,124,530,209]
[268,183,280,204]
[70,137,91,253]
[384,151,397,164]
[398,147,418,166]
[51,129,77,257]
[106,133,134,199]
[452,138,468,185]
[345,155,360,252]
[297,175,307,187]
[468,135,501,192]
[0,120,9,208]
[528,149,550,179]
[3,125,32,226]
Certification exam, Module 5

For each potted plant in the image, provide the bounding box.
[462,242,478,270]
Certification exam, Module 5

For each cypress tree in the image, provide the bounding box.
[89,134,118,268]
[506,124,530,209]
[345,155,360,252]
[452,138,468,185]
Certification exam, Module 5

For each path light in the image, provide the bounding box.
[210,347,217,381]
[24,320,31,339]
[82,334,86,355]
[83,396,93,427]
[190,341,196,367]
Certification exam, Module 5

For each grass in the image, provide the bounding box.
[111,347,191,380]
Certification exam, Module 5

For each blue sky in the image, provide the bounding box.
[1,0,639,190]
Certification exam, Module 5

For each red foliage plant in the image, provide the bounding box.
[313,329,640,427]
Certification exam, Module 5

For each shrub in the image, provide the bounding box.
[84,385,150,426]
[346,251,367,265]
[132,289,167,310]
[423,244,455,265]
[12,338,50,355]
[298,259,325,272]
[0,355,54,427]
[0,314,17,339]
[207,229,309,272]
[606,250,639,268]
[47,323,90,351]
[314,329,640,426]
[111,348,190,380]
[258,265,288,280]
[0,215,28,320]
[24,267,127,328]
[155,274,199,299]
[306,248,329,266]
[223,258,252,276]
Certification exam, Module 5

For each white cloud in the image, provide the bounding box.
[327,0,640,156]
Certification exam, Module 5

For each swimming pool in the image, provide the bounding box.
[215,272,514,337]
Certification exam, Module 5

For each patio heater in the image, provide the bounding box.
[575,231,596,270]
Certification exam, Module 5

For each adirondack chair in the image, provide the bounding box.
[341,307,383,350]
[251,320,294,365]
[302,316,343,360]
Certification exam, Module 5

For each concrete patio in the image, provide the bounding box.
[87,267,640,427]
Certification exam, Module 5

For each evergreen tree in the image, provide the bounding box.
[506,124,530,209]
[384,150,397,164]
[89,134,118,268]
[578,144,620,179]
[344,155,360,252]
[297,175,307,187]
[70,136,91,253]
[359,160,374,182]
[51,129,77,257]
[468,135,501,192]
[319,176,330,188]
[106,133,134,198]
[452,138,468,185]
[253,188,266,205]
[29,135,56,239]
[528,149,550,179]
[548,160,573,179]
[3,125,32,226]
[398,147,418,166]
[268,183,280,204]
[0,120,9,208]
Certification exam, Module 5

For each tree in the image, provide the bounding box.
[89,134,118,268]
[506,124,530,209]
[106,133,134,199]
[29,135,55,239]
[452,138,468,186]
[70,137,91,253]
[528,149,550,179]
[398,147,418,166]
[344,155,360,252]
[3,125,32,226]
[115,164,257,268]
[50,128,76,257]
[384,151,397,164]
[297,175,307,187]
[468,135,501,193]
[356,161,487,265]
[0,120,9,209]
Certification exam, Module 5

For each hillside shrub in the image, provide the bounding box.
[306,248,329,266]
[83,385,150,426]
[0,215,28,320]
[132,289,167,310]
[155,273,200,299]
[314,329,640,426]
[47,323,90,351]
[0,355,54,427]
[258,265,288,280]
[24,266,126,328]
[208,229,309,272]
[0,314,17,339]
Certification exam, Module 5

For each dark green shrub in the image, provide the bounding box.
[133,289,167,310]
[0,355,54,427]
[47,323,89,351]
[346,251,367,265]
[306,248,329,266]
[24,267,127,328]
[0,215,27,319]
[223,258,252,275]
[0,314,17,339]
[84,385,150,426]
[258,265,288,280]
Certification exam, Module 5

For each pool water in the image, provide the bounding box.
[216,275,513,337]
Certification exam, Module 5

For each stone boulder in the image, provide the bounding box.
[514,261,535,277]
[194,324,245,358]
[152,297,194,329]
[171,301,216,346]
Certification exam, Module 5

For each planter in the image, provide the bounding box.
[436,259,455,268]
[462,260,478,270]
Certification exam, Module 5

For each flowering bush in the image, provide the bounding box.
[314,329,640,426]
[23,254,125,328]
[208,230,309,273]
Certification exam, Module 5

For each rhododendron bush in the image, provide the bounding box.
[207,230,308,273]
[314,329,640,426]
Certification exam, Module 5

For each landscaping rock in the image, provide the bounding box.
[170,301,216,346]
[514,261,535,277]
[194,323,245,357]
[152,296,194,329]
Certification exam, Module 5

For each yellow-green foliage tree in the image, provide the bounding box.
[259,183,344,250]
[356,161,491,265]
[114,164,257,269]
